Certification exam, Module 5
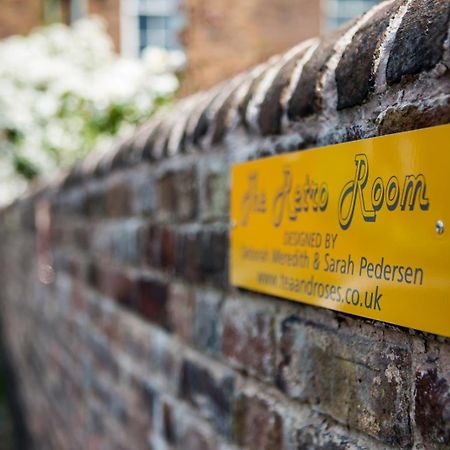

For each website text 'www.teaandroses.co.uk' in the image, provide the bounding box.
[256,272,383,311]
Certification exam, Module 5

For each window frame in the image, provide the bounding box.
[69,0,88,23]
[120,0,183,58]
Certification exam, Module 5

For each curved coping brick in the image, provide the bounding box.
[336,0,405,110]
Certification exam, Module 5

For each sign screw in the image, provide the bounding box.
[436,220,445,235]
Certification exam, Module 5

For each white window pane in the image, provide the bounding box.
[70,0,87,22]
[130,0,184,55]
[138,0,180,15]
[138,14,182,52]
[326,0,379,18]
[147,29,168,48]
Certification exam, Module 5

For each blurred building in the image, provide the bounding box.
[180,0,320,94]
[181,0,381,93]
[0,0,43,38]
[0,0,381,94]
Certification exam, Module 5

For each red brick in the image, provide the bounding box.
[233,392,283,450]
[167,282,196,340]
[222,296,276,382]
[106,177,133,218]
[136,277,169,327]
[180,358,235,437]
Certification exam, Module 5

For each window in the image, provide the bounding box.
[322,0,381,31]
[121,0,184,58]
[69,0,87,23]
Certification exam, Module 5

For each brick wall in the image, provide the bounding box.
[1,1,450,449]
[180,0,321,95]
[0,0,44,38]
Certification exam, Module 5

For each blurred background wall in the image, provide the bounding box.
[0,0,43,38]
[0,0,381,94]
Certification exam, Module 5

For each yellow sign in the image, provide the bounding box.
[230,124,450,338]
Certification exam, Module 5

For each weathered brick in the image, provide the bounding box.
[192,289,223,355]
[173,228,197,281]
[110,138,133,170]
[386,0,450,85]
[222,297,276,381]
[110,269,137,309]
[288,23,353,120]
[378,102,450,136]
[160,225,177,271]
[167,282,223,353]
[415,368,450,448]
[133,376,159,420]
[52,188,86,217]
[110,220,142,265]
[153,120,173,160]
[147,331,181,392]
[88,263,137,309]
[192,106,211,145]
[180,358,235,437]
[238,67,271,127]
[85,183,107,217]
[89,223,113,257]
[71,223,90,251]
[53,251,82,279]
[174,167,198,222]
[85,292,120,343]
[157,167,197,222]
[142,223,162,268]
[171,416,219,450]
[210,88,239,144]
[117,319,150,363]
[106,177,133,218]
[90,374,114,409]
[157,171,177,221]
[413,342,450,449]
[23,195,42,231]
[198,226,229,286]
[136,276,169,327]
[167,282,196,340]
[162,401,176,444]
[142,119,165,161]
[277,315,412,447]
[131,169,157,216]
[336,1,401,109]
[62,163,83,187]
[87,333,120,379]
[123,375,157,445]
[294,424,367,450]
[198,156,229,222]
[233,392,283,450]
[142,223,177,272]
[258,47,309,135]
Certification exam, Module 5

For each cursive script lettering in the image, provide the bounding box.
[272,168,328,227]
[239,172,267,226]
[338,154,430,230]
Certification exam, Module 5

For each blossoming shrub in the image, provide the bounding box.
[0,18,184,205]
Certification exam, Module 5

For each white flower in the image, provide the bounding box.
[168,50,187,72]
[0,16,181,206]
[148,74,180,96]
[142,47,186,75]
